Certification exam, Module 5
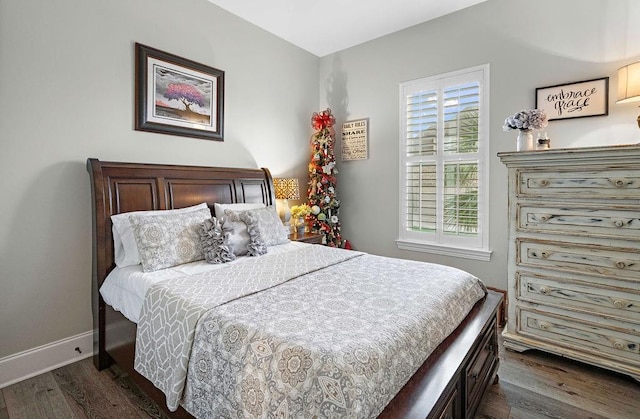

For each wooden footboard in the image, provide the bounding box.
[380,291,500,418]
[87,158,501,418]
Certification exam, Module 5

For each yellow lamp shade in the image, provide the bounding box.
[617,62,640,104]
[273,178,300,200]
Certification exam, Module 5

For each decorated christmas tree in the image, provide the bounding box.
[306,108,345,247]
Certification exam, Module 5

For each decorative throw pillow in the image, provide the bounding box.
[238,211,268,256]
[129,208,211,272]
[111,203,209,267]
[236,206,289,247]
[226,220,252,256]
[213,202,265,219]
[198,217,236,264]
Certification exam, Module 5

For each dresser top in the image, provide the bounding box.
[498,143,640,166]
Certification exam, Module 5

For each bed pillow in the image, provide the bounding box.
[199,216,266,258]
[238,212,268,256]
[198,217,237,264]
[129,207,211,272]
[213,202,265,218]
[111,203,209,267]
[234,206,289,247]
[226,220,252,256]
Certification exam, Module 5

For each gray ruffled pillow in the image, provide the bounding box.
[198,217,236,264]
[228,206,289,247]
[238,211,268,256]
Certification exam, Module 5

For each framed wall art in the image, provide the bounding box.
[135,43,224,141]
[341,118,369,161]
[535,77,608,121]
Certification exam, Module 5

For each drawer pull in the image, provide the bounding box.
[540,251,550,259]
[539,179,550,187]
[613,179,626,188]
[539,322,551,331]
[539,286,550,295]
[613,340,625,350]
[616,261,627,269]
[539,214,551,222]
[614,220,624,228]
[613,300,626,309]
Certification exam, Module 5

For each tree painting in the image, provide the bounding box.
[164,83,205,114]
[154,67,213,126]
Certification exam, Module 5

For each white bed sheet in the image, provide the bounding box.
[100,240,308,323]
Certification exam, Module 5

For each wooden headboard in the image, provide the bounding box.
[86,158,274,366]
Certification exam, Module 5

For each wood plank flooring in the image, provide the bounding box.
[2,336,639,418]
[476,337,640,419]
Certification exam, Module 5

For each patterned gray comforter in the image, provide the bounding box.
[134,245,486,418]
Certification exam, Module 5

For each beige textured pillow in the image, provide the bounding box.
[111,202,209,267]
[213,202,265,218]
[130,208,211,272]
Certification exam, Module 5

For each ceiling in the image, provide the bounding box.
[207,0,487,57]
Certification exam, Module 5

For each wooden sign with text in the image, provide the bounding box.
[535,78,609,121]
[341,118,368,161]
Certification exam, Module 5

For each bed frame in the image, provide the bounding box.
[87,158,501,418]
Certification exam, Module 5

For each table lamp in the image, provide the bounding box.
[273,177,300,229]
[617,61,640,129]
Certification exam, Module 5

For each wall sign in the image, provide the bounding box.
[535,77,609,121]
[341,118,368,160]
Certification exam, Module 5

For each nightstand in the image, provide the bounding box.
[289,232,323,244]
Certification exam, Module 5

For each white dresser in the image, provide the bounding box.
[498,144,640,381]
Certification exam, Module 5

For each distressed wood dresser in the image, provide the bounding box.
[498,144,640,381]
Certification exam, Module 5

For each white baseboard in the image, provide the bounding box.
[0,331,94,389]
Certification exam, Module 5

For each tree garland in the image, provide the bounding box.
[306,108,344,247]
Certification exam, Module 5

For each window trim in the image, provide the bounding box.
[397,64,491,260]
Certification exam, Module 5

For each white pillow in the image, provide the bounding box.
[213,202,265,218]
[111,203,209,267]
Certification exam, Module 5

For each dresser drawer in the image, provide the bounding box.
[517,272,640,322]
[517,203,640,239]
[516,168,640,199]
[518,308,640,362]
[518,239,640,283]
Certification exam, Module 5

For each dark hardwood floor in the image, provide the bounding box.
[2,335,639,418]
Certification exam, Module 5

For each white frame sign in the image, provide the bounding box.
[341,118,369,161]
[535,77,609,121]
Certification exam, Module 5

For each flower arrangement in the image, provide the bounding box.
[503,109,548,131]
[290,203,311,219]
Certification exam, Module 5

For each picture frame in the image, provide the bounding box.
[535,77,608,121]
[341,118,369,161]
[135,43,224,141]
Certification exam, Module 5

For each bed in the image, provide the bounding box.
[87,158,501,418]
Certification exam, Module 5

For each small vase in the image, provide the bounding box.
[516,130,534,151]
[295,217,306,236]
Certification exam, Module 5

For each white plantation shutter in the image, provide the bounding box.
[398,65,490,260]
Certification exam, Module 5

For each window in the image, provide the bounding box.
[397,65,491,261]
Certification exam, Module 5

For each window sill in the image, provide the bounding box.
[395,239,492,261]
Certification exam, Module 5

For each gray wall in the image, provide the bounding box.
[0,0,318,358]
[318,0,640,289]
